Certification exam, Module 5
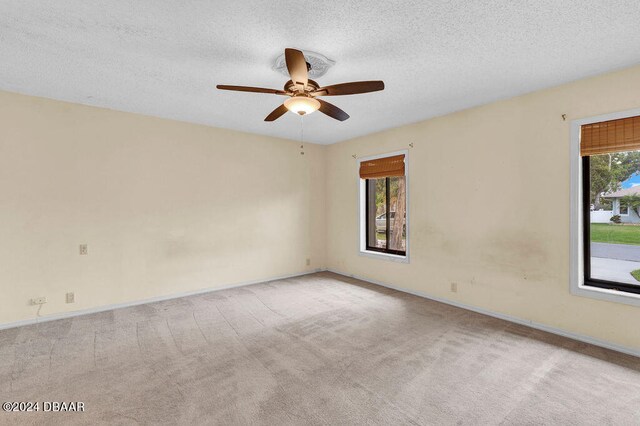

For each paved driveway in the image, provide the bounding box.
[591,257,640,285]
[591,242,640,261]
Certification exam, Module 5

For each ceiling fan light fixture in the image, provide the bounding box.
[284,95,320,116]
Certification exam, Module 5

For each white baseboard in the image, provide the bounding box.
[0,269,322,331]
[326,268,640,359]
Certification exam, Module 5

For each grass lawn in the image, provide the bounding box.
[631,269,640,282]
[590,223,640,246]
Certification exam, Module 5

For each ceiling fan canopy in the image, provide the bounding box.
[217,48,384,122]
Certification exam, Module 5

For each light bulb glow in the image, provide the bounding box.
[284,96,320,115]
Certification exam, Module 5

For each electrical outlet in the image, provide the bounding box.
[79,244,88,255]
[66,292,75,304]
[450,282,458,293]
[30,297,46,305]
[306,258,311,266]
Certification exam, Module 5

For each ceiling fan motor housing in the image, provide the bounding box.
[284,79,320,94]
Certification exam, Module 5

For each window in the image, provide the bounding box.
[359,152,408,258]
[620,202,629,215]
[581,115,640,295]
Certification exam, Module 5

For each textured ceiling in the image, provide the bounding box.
[2,1,640,144]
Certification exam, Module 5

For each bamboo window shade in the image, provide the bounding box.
[581,115,640,156]
[359,154,405,179]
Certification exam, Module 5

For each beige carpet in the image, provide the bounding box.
[0,272,639,425]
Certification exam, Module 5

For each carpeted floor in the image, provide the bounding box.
[0,272,639,425]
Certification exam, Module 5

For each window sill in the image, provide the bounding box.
[572,282,640,307]
[359,250,409,263]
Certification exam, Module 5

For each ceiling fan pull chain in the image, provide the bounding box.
[300,115,305,156]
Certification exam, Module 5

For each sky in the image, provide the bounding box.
[621,172,640,189]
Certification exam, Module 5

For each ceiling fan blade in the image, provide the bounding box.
[315,81,385,96]
[264,104,289,122]
[217,85,287,95]
[284,48,308,90]
[317,99,349,121]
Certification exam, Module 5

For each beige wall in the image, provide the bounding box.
[2,64,640,352]
[326,65,640,352]
[0,90,326,325]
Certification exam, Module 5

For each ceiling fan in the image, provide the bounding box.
[217,48,384,122]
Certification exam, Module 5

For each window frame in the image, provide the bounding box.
[570,109,640,306]
[358,150,409,263]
